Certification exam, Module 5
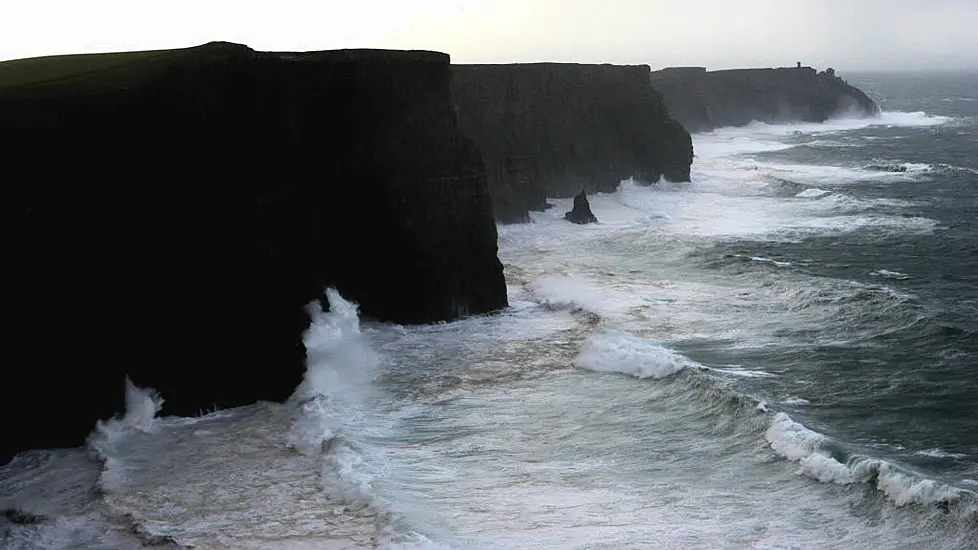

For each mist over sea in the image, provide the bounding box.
[2,72,976,549]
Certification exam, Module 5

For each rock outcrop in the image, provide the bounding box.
[1,42,507,464]
[650,66,880,133]
[451,63,693,223]
[564,190,599,224]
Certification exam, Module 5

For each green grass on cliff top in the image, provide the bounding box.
[0,44,225,96]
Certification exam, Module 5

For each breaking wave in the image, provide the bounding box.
[78,289,444,549]
[766,413,978,533]
[573,327,978,543]
[574,330,696,379]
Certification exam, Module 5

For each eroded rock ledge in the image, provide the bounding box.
[2,41,507,463]
[650,65,881,133]
[451,63,693,223]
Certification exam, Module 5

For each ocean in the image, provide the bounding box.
[2,72,976,550]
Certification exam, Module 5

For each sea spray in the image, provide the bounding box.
[87,377,164,461]
[288,289,446,547]
[287,287,382,457]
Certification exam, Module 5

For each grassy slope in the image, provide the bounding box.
[0,43,240,97]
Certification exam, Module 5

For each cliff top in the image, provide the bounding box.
[0,42,449,98]
[652,65,818,74]
[272,49,449,63]
[455,62,651,71]
[0,42,252,98]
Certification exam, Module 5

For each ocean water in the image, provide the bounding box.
[2,73,976,549]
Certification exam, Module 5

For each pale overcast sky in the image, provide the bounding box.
[2,0,976,71]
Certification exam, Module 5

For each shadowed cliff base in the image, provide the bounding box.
[451,63,693,223]
[650,65,880,133]
[2,41,507,464]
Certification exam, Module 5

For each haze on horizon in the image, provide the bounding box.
[2,0,976,73]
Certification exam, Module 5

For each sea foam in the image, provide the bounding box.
[574,330,696,379]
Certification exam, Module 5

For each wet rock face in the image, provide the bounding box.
[451,63,693,223]
[564,190,599,225]
[1,42,507,464]
[650,66,880,133]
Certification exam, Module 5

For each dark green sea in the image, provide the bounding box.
[691,72,978,484]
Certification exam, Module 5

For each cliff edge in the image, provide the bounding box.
[2,42,507,463]
[452,63,693,223]
[650,65,880,133]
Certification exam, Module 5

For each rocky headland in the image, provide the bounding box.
[2,41,507,463]
[650,65,880,133]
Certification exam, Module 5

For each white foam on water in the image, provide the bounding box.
[574,330,696,379]
[708,366,779,379]
[696,111,951,146]
[0,449,160,549]
[789,213,939,236]
[500,145,936,247]
[871,269,912,280]
[915,448,968,459]
[731,254,793,267]
[783,396,812,405]
[872,111,953,127]
[527,274,647,320]
[51,289,439,549]
[796,187,831,198]
[595,159,934,242]
[614,179,803,238]
[359,334,968,549]
[766,412,973,510]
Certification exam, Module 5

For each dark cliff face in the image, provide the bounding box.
[650,66,881,133]
[2,42,507,463]
[451,63,693,223]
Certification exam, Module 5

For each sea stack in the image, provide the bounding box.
[564,190,599,224]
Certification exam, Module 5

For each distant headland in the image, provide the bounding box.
[650,63,880,133]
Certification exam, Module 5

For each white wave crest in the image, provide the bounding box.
[866,160,935,176]
[870,269,911,280]
[695,111,950,142]
[530,275,603,313]
[782,396,812,405]
[796,188,831,198]
[730,254,793,267]
[528,275,645,319]
[874,111,952,127]
[574,330,695,379]
[914,448,967,459]
[765,413,967,508]
[708,366,778,378]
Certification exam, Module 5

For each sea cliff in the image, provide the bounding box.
[650,65,880,133]
[2,42,507,463]
[451,63,693,223]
